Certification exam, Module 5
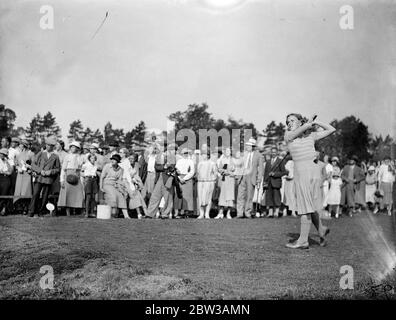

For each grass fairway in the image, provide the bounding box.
[1,212,396,299]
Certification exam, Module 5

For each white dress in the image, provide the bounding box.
[327,177,342,205]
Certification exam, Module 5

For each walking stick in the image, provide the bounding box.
[254,183,260,215]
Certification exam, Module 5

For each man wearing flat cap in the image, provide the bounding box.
[26,136,61,217]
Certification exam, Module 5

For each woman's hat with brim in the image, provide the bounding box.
[368,166,375,171]
[331,156,339,163]
[90,143,100,150]
[181,148,189,155]
[0,148,9,157]
[70,141,81,149]
[351,155,359,162]
[11,137,20,144]
[110,154,121,163]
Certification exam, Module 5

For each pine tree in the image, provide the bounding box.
[68,120,84,142]
[26,113,44,142]
[42,112,61,138]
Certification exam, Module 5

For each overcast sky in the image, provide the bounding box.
[1,0,395,140]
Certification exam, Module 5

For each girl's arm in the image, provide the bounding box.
[311,120,336,141]
[284,122,314,142]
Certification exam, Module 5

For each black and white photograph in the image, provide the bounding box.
[1,0,396,306]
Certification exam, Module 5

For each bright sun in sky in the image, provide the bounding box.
[202,0,247,10]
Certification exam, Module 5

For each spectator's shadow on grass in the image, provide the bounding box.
[286,233,320,246]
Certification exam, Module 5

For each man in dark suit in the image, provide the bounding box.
[263,146,287,218]
[26,136,61,217]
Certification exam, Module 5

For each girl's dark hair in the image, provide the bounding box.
[87,153,97,162]
[286,113,304,126]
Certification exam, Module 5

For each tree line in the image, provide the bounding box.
[0,103,394,163]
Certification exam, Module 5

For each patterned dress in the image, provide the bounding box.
[101,163,127,209]
[285,132,322,215]
[14,150,34,198]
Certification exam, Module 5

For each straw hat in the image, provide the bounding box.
[69,141,81,149]
[90,143,100,150]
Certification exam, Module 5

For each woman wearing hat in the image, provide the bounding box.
[365,165,378,210]
[119,148,147,218]
[0,148,13,215]
[215,147,236,219]
[376,156,395,216]
[13,140,34,213]
[327,167,343,218]
[174,148,195,218]
[196,146,218,219]
[330,157,341,174]
[52,140,68,196]
[58,141,85,216]
[284,114,335,249]
[100,154,130,218]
